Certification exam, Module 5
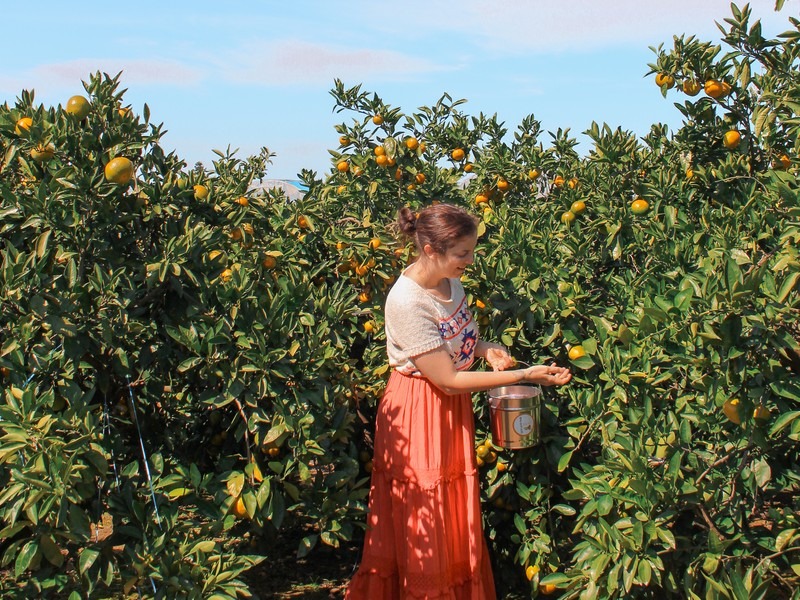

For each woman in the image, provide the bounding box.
[346,203,572,599]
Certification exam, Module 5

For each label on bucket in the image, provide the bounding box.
[513,413,535,436]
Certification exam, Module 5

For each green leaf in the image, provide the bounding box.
[78,547,100,575]
[14,540,39,577]
[557,450,573,473]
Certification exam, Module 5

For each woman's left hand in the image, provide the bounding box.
[484,343,516,371]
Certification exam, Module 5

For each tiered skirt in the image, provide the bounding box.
[346,371,496,599]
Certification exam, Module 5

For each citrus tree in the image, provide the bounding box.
[1,3,799,600]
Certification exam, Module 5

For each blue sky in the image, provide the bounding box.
[2,1,796,179]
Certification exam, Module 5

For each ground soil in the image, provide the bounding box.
[241,528,362,599]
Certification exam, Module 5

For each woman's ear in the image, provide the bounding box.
[421,243,437,258]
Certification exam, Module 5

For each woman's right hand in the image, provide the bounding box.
[522,364,572,386]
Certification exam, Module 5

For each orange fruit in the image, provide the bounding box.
[353,166,364,177]
[540,582,557,595]
[104,157,134,185]
[336,184,346,194]
[337,160,350,173]
[298,215,310,229]
[464,163,474,173]
[372,114,384,125]
[525,565,539,581]
[15,117,33,135]
[451,148,466,161]
[394,168,403,181]
[497,177,510,192]
[193,184,209,200]
[30,143,55,163]
[774,154,791,170]
[358,291,371,303]
[528,168,541,179]
[553,175,565,188]
[232,497,248,519]
[704,79,730,99]
[374,145,386,156]
[476,444,491,458]
[415,172,426,185]
[368,237,382,250]
[219,268,233,283]
[655,73,675,88]
[475,299,486,310]
[376,154,389,167]
[723,130,741,149]
[753,404,771,425]
[363,321,376,333]
[682,80,702,96]
[118,106,133,118]
[339,135,349,146]
[405,136,419,151]
[262,255,277,269]
[65,95,91,119]
[475,194,489,206]
[568,177,579,189]
[235,196,249,206]
[570,200,586,214]
[631,198,650,215]
[568,345,585,360]
[686,168,694,180]
[723,399,742,424]
[561,210,576,225]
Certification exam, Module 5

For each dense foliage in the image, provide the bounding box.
[1,4,799,599]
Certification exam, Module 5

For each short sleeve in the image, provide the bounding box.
[385,286,444,360]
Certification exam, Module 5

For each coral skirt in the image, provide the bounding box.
[345,371,496,600]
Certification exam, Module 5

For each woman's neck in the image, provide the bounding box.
[406,260,449,298]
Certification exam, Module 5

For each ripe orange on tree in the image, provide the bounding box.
[368,237,382,250]
[376,154,389,167]
[540,582,557,595]
[631,197,650,215]
[451,148,466,161]
[339,135,350,146]
[704,79,731,99]
[298,215,310,229]
[405,136,419,151]
[104,157,134,185]
[682,79,702,96]
[568,177,579,189]
[753,404,771,425]
[363,321,376,334]
[415,172,426,185]
[337,160,350,173]
[464,163,474,173]
[571,200,586,214]
[497,177,510,192]
[722,398,742,425]
[723,130,741,149]
[15,117,32,135]
[358,290,371,303]
[231,497,248,519]
[568,345,586,360]
[773,154,791,170]
[235,196,249,206]
[655,72,675,88]
[525,565,540,581]
[193,184,209,200]
[261,255,277,269]
[372,114,384,125]
[553,175,565,188]
[561,210,576,225]
[528,168,541,179]
[336,184,346,194]
[475,193,489,206]
[65,95,91,119]
[374,145,386,156]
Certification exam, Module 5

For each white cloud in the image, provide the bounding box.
[356,0,798,54]
[33,58,203,86]
[220,39,449,86]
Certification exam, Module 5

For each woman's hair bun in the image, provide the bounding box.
[397,206,417,236]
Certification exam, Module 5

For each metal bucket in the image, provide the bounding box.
[487,385,542,449]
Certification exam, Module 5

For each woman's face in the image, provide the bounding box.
[430,234,477,279]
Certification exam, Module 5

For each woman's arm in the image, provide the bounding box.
[413,347,571,395]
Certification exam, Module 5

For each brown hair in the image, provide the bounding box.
[397,203,478,254]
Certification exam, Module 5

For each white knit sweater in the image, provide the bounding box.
[384,273,478,376]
